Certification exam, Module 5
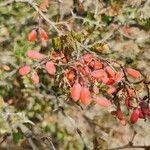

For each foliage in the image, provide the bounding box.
[0,0,150,149]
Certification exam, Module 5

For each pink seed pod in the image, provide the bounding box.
[19,65,31,76]
[45,61,56,75]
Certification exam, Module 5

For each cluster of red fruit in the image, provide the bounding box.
[28,28,48,42]
[18,30,150,125]
[18,50,58,84]
[111,99,150,125]
[65,53,150,125]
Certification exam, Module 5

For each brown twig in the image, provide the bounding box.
[0,0,70,34]
[103,144,150,150]
[103,130,150,150]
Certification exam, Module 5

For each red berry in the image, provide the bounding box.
[66,70,75,81]
[115,71,123,82]
[94,60,103,70]
[80,87,91,105]
[26,50,44,59]
[19,65,31,76]
[71,82,81,101]
[83,53,93,63]
[28,29,37,42]
[45,61,56,75]
[107,86,116,94]
[116,109,124,120]
[91,69,107,79]
[95,96,111,107]
[105,78,115,85]
[130,108,140,124]
[126,68,141,78]
[125,96,133,109]
[31,72,39,84]
[105,66,115,77]
[39,29,48,41]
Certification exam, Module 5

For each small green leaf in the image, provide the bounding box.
[12,132,23,144]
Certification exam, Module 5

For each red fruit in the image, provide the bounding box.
[105,66,115,77]
[31,72,39,84]
[71,82,81,101]
[19,65,31,76]
[140,102,149,116]
[80,87,91,105]
[66,70,75,81]
[91,69,107,79]
[125,96,132,109]
[107,86,116,94]
[116,109,124,120]
[28,29,37,42]
[95,96,111,107]
[39,29,48,41]
[101,77,109,84]
[105,78,115,85]
[115,71,123,82]
[94,60,103,70]
[45,61,56,75]
[130,108,140,124]
[26,50,44,59]
[126,68,141,78]
[120,119,126,126]
[83,53,93,63]
[138,108,145,119]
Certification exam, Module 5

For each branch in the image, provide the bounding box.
[103,144,150,150]
[103,130,150,150]
[0,0,63,34]
[71,10,103,29]
[87,26,120,48]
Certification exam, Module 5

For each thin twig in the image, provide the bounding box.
[0,0,64,34]
[103,144,150,150]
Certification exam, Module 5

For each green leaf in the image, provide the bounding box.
[12,132,23,144]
